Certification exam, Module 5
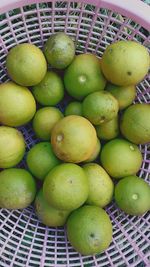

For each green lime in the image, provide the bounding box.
[96,116,119,140]
[115,175,150,215]
[106,83,136,110]
[120,103,150,144]
[65,101,82,116]
[100,138,142,179]
[0,168,36,209]
[51,115,97,163]
[26,142,61,181]
[35,189,70,226]
[82,91,119,125]
[6,43,47,86]
[0,126,25,168]
[33,107,63,140]
[0,82,36,127]
[44,32,75,69]
[43,163,89,211]
[64,54,106,100]
[83,163,114,207]
[84,138,101,163]
[67,205,112,255]
[32,71,64,106]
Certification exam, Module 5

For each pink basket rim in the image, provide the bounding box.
[0,0,150,31]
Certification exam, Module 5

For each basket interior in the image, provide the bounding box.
[0,1,150,267]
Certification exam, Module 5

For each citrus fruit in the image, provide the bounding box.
[6,43,47,86]
[100,138,142,179]
[84,138,101,163]
[101,41,149,86]
[106,83,136,110]
[26,142,61,181]
[0,126,25,168]
[32,71,64,106]
[35,189,70,226]
[51,115,97,163]
[0,82,36,127]
[0,168,36,209]
[33,107,63,140]
[82,91,119,125]
[96,116,119,140]
[43,163,89,211]
[44,32,75,69]
[67,205,112,255]
[83,163,114,207]
[115,175,150,215]
[64,54,106,100]
[65,101,82,116]
[120,103,150,144]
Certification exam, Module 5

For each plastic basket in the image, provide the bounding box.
[0,0,150,266]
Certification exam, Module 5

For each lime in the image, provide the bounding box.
[120,103,150,144]
[101,41,149,86]
[84,138,101,163]
[0,82,36,127]
[43,163,89,211]
[106,83,136,110]
[33,107,63,140]
[35,189,70,226]
[100,138,142,179]
[64,54,106,100]
[115,175,150,215]
[82,91,119,125]
[44,32,75,69]
[26,142,61,181]
[6,43,47,86]
[65,101,82,116]
[0,126,25,168]
[83,163,114,207]
[0,168,36,209]
[96,116,119,140]
[51,115,97,163]
[32,71,64,106]
[67,205,112,255]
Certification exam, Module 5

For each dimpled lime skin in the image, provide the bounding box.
[115,176,150,215]
[35,189,70,227]
[0,168,36,209]
[0,126,25,168]
[67,205,112,255]
[100,138,143,179]
[96,116,119,140]
[44,32,75,69]
[26,142,61,181]
[6,43,47,86]
[65,101,83,116]
[32,71,64,106]
[43,163,89,211]
[64,54,106,100]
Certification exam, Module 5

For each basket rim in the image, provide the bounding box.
[0,0,150,31]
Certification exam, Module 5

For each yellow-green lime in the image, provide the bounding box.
[32,71,64,106]
[64,54,106,100]
[96,116,119,140]
[82,91,119,125]
[84,138,101,163]
[43,163,89,211]
[120,103,150,144]
[26,142,61,181]
[44,32,75,69]
[115,175,150,215]
[65,101,82,116]
[67,205,112,255]
[100,138,142,179]
[0,168,36,209]
[0,82,36,127]
[6,43,47,86]
[33,107,63,140]
[35,189,70,226]
[83,163,114,207]
[0,126,25,168]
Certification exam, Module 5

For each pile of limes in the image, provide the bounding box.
[0,32,150,256]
